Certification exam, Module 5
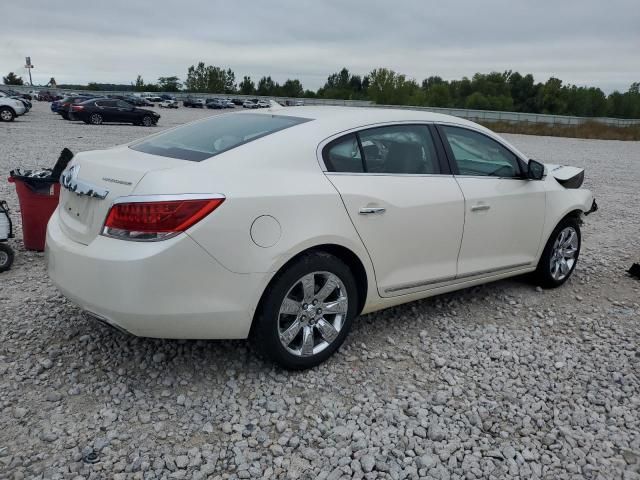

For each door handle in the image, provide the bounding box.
[471,204,491,212]
[359,207,386,215]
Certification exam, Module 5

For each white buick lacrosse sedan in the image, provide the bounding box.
[47,106,596,369]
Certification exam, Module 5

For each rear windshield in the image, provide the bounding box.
[130,113,311,161]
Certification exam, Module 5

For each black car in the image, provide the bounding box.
[71,99,160,126]
[61,96,103,120]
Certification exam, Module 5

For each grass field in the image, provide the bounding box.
[481,120,640,141]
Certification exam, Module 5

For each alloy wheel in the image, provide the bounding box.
[142,116,153,126]
[278,271,348,357]
[550,226,578,281]
[0,250,8,266]
[0,109,13,121]
[90,113,102,125]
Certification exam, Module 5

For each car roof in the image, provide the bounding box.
[241,106,529,159]
[249,105,481,135]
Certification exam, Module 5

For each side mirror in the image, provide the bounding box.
[527,159,545,180]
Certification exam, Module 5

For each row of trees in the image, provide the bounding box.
[5,66,640,118]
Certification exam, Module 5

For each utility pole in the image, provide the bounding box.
[25,57,34,86]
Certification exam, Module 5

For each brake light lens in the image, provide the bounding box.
[102,196,224,241]
[71,105,84,111]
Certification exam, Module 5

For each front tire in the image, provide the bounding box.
[0,107,15,122]
[142,115,153,127]
[251,252,358,370]
[534,217,581,288]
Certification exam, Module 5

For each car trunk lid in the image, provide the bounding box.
[58,147,191,245]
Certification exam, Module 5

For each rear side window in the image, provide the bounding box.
[323,135,364,173]
[323,124,440,174]
[130,113,311,161]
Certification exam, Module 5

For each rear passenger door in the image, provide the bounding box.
[95,100,119,122]
[323,124,465,297]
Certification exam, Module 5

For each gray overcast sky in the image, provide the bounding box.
[2,1,638,92]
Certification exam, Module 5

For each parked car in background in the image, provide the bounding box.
[206,98,226,109]
[242,100,259,109]
[256,100,270,108]
[0,92,26,121]
[160,94,175,101]
[126,96,153,107]
[232,98,245,106]
[184,97,205,108]
[37,91,57,102]
[1,89,32,101]
[71,98,160,126]
[143,94,163,103]
[159,99,179,109]
[56,95,98,119]
[223,99,235,108]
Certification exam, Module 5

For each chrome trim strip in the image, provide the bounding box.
[454,175,527,180]
[385,275,458,293]
[60,165,109,199]
[325,172,453,178]
[111,193,225,204]
[384,262,533,294]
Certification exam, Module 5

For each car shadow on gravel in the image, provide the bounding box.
[66,274,541,381]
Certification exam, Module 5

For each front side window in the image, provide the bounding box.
[441,126,521,178]
[116,100,132,108]
[130,113,311,161]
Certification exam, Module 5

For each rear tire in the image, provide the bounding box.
[0,107,15,122]
[0,244,14,272]
[89,113,103,125]
[533,216,581,288]
[251,252,358,370]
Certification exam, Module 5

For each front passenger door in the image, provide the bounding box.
[438,125,546,277]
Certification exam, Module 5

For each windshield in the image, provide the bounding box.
[129,113,311,161]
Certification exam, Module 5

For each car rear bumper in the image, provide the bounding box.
[46,210,264,339]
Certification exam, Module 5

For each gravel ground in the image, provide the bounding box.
[1,102,639,480]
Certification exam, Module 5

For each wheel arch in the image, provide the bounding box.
[250,243,370,334]
[536,207,585,263]
[0,105,16,116]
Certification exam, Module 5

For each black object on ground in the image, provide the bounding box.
[628,263,640,280]
[51,148,74,179]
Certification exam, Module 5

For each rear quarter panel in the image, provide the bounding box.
[130,128,377,297]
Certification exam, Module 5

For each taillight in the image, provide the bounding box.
[71,105,84,111]
[102,195,224,241]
